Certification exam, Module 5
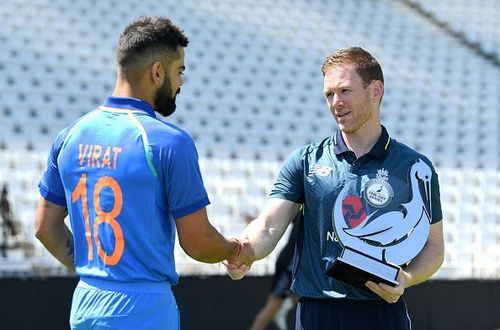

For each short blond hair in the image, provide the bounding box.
[321,47,384,87]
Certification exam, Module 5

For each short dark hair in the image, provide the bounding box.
[321,47,384,87]
[116,16,189,78]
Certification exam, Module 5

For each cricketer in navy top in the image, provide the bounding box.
[225,47,444,329]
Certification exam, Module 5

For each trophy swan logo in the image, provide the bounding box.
[333,159,433,264]
[343,159,432,246]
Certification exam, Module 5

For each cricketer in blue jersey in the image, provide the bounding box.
[225,47,445,330]
[35,16,253,330]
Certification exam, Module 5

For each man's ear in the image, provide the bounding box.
[151,61,164,87]
[371,80,384,102]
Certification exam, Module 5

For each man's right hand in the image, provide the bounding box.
[223,237,255,280]
[223,261,251,280]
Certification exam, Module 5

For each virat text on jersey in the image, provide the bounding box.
[78,144,122,170]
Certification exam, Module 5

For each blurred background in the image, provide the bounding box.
[0,0,498,329]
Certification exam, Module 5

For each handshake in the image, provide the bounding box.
[223,237,255,280]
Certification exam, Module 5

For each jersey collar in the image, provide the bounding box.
[102,96,157,118]
[333,125,391,159]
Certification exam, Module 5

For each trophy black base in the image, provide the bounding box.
[327,247,399,290]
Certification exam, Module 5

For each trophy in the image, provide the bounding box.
[327,159,433,289]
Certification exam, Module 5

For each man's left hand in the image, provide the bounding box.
[365,267,409,303]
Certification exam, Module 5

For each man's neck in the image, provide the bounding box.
[342,124,382,159]
[112,76,154,107]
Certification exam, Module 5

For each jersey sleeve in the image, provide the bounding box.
[160,132,210,219]
[428,161,443,224]
[270,147,305,203]
[38,128,69,206]
[417,156,442,224]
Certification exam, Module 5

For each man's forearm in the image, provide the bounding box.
[241,199,299,260]
[187,226,241,263]
[404,235,444,288]
[242,217,285,260]
[224,199,299,280]
[36,225,75,272]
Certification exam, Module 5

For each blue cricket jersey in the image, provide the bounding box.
[39,96,209,285]
[270,126,442,299]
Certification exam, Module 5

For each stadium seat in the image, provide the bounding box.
[0,0,498,278]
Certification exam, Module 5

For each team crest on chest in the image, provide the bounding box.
[364,168,394,208]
